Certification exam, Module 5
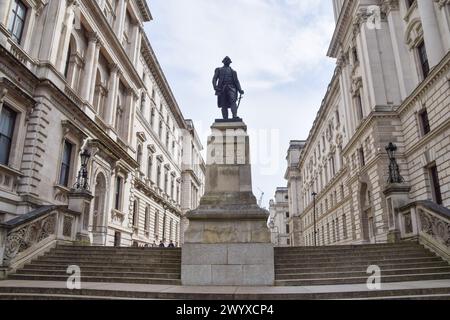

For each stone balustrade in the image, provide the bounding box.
[0,205,81,275]
[398,201,450,261]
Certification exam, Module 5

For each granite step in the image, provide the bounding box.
[275,272,450,286]
[275,253,437,264]
[274,243,420,252]
[0,283,450,300]
[275,261,450,274]
[7,274,181,285]
[34,257,182,264]
[15,269,181,279]
[28,260,180,269]
[49,249,181,256]
[22,264,181,273]
[276,266,450,280]
[274,248,430,258]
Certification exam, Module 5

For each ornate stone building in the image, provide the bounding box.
[287,0,450,247]
[0,0,204,248]
[268,187,291,246]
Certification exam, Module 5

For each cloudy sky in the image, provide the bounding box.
[145,0,337,207]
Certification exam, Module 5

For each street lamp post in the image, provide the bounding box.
[312,192,317,247]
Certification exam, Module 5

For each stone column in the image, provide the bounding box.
[131,24,142,65]
[88,40,102,104]
[125,89,138,144]
[417,0,445,68]
[80,33,99,102]
[114,0,128,38]
[37,0,67,65]
[0,0,12,26]
[384,3,416,99]
[105,64,120,127]
[57,1,77,73]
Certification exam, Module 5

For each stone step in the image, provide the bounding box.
[56,246,181,252]
[23,264,181,273]
[275,257,445,269]
[0,293,146,300]
[15,269,181,279]
[50,249,181,257]
[35,257,182,264]
[275,261,450,274]
[342,294,450,300]
[7,274,181,285]
[275,242,425,253]
[275,272,450,286]
[275,253,436,264]
[274,248,430,258]
[276,266,450,280]
[42,253,182,261]
[28,260,180,269]
[0,283,449,300]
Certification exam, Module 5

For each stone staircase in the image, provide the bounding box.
[0,242,449,299]
[275,242,450,287]
[7,245,182,285]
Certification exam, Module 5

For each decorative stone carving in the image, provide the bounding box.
[4,213,57,264]
[419,209,450,247]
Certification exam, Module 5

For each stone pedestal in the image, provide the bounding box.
[383,183,411,243]
[68,190,93,245]
[182,120,274,286]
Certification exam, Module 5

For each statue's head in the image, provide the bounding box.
[222,56,232,66]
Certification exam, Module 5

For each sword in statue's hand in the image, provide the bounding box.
[237,92,244,108]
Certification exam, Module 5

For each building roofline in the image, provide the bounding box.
[141,34,187,130]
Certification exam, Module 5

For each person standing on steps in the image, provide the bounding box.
[212,56,245,120]
[168,241,175,248]
[159,240,165,248]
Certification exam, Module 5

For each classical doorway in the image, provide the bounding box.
[359,182,375,243]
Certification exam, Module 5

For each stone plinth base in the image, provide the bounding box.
[181,120,274,286]
[182,243,274,286]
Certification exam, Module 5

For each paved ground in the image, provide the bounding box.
[1,279,450,296]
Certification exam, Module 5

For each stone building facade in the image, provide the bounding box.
[268,187,291,246]
[287,0,450,246]
[0,0,204,247]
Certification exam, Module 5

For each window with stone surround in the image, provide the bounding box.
[418,108,431,136]
[417,40,430,79]
[428,164,443,205]
[154,210,160,238]
[132,199,139,231]
[0,105,17,166]
[354,92,364,121]
[58,140,74,187]
[114,176,123,211]
[144,206,150,237]
[343,214,348,239]
[8,0,27,44]
[147,154,153,181]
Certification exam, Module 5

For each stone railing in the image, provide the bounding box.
[0,205,81,272]
[398,201,450,261]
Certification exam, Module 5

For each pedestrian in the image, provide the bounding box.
[152,240,157,247]
[168,241,175,248]
[159,240,165,248]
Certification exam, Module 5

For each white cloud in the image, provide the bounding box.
[145,0,336,205]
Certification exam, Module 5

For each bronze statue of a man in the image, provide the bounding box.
[212,56,244,120]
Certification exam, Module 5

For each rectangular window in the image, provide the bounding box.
[355,93,364,121]
[429,165,443,205]
[419,109,431,136]
[286,224,290,234]
[0,105,17,165]
[359,147,366,167]
[115,176,122,210]
[8,0,27,44]
[154,210,159,237]
[417,41,430,79]
[59,140,73,187]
